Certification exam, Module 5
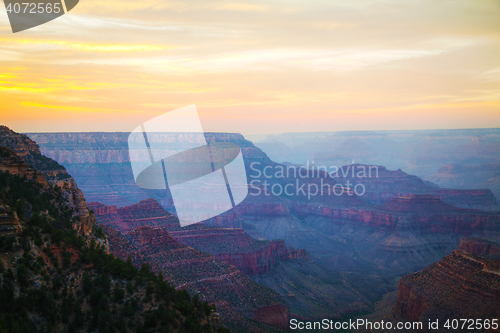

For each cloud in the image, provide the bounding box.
[0,0,499,133]
[479,66,500,82]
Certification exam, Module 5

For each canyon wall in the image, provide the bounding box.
[101,223,290,331]
[92,198,310,276]
[1,126,95,236]
[458,237,500,257]
[397,244,500,329]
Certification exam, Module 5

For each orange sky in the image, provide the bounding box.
[0,0,499,135]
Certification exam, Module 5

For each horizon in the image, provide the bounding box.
[14,126,500,136]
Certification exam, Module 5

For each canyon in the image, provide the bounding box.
[92,199,386,322]
[0,126,227,333]
[23,130,500,330]
[222,193,500,276]
[28,131,497,211]
[430,163,500,201]
[26,131,500,274]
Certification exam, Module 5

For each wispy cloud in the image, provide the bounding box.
[0,0,499,133]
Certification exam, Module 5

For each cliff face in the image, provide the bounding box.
[172,228,302,276]
[397,247,500,328]
[25,131,500,277]
[0,146,48,186]
[0,126,95,236]
[253,305,290,330]
[213,240,284,276]
[458,237,500,257]
[102,224,289,330]
[430,163,500,202]
[226,194,500,276]
[92,198,309,276]
[0,125,41,156]
[0,134,215,333]
[396,279,427,322]
[95,199,380,322]
[89,199,180,232]
[0,204,22,235]
[332,164,498,210]
[27,131,274,209]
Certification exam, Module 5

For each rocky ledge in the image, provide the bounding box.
[0,126,94,236]
[397,241,500,326]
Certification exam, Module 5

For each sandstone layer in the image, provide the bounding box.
[397,243,500,331]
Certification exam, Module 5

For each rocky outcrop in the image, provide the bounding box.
[0,205,22,234]
[431,188,498,211]
[102,224,288,330]
[430,163,500,202]
[0,126,94,236]
[252,305,290,331]
[214,237,286,275]
[89,199,180,232]
[0,125,41,156]
[94,199,311,276]
[117,199,180,231]
[0,146,48,186]
[87,202,118,216]
[396,278,427,322]
[56,177,95,235]
[397,248,500,326]
[211,239,310,276]
[331,163,498,210]
[458,237,500,256]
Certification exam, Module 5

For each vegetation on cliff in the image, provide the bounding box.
[0,137,228,332]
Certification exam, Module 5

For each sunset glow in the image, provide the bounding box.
[1,0,499,134]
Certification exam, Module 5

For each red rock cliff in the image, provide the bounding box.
[397,248,500,325]
[0,126,95,236]
[458,237,500,256]
[253,304,290,331]
[94,199,311,276]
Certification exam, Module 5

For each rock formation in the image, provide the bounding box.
[0,126,94,236]
[88,199,180,232]
[0,204,22,234]
[430,163,500,201]
[458,237,500,257]
[253,305,290,330]
[331,163,498,210]
[95,199,383,323]
[397,242,500,330]
[101,224,290,330]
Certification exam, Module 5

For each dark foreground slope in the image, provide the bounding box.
[0,127,226,333]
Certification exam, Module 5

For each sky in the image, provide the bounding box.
[0,0,499,135]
